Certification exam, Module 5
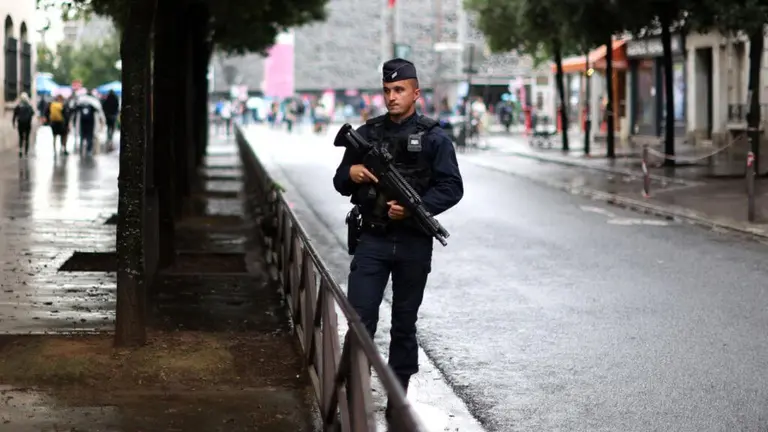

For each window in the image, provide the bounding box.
[20,22,30,97]
[4,16,17,102]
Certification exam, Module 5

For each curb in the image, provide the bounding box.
[492,146,700,186]
[465,158,768,242]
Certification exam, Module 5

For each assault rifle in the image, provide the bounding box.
[334,123,450,246]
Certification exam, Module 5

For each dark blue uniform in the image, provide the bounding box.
[333,112,463,389]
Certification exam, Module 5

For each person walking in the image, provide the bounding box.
[74,99,98,156]
[46,95,70,156]
[13,93,35,157]
[332,58,464,420]
[102,90,120,147]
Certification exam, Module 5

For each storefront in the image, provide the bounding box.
[627,34,686,137]
[551,40,628,138]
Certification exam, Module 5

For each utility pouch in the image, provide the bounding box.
[345,205,362,255]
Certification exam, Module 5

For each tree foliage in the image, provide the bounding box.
[39,0,329,54]
[35,33,120,88]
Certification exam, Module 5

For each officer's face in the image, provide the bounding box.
[383,79,420,115]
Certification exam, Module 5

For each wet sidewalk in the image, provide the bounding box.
[0,129,119,334]
[466,134,768,238]
[0,130,319,431]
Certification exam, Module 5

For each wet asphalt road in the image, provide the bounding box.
[245,125,768,432]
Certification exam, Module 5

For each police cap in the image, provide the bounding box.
[382,58,417,83]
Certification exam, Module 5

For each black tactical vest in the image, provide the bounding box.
[354,114,438,231]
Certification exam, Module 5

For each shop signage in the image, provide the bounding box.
[626,35,682,58]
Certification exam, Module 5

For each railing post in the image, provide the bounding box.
[347,333,375,431]
[747,150,756,222]
[641,143,651,198]
[301,249,316,356]
[321,281,341,425]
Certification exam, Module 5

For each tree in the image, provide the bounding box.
[547,0,647,158]
[35,43,77,84]
[36,44,57,75]
[69,33,121,88]
[465,0,577,151]
[42,0,331,348]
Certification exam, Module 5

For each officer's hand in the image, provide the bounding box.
[387,201,408,220]
[350,164,378,184]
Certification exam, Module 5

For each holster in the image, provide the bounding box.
[345,205,362,255]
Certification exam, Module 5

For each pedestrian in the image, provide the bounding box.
[46,94,69,156]
[13,92,35,157]
[332,58,463,420]
[74,100,98,156]
[220,99,233,136]
[102,90,120,147]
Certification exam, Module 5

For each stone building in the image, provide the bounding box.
[1,0,36,152]
[213,0,536,106]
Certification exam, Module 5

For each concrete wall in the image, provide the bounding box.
[1,0,37,152]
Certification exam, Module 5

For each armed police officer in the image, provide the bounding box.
[332,58,464,416]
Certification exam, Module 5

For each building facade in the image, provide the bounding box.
[626,33,686,139]
[682,30,768,172]
[551,41,629,144]
[1,0,36,152]
[212,0,538,109]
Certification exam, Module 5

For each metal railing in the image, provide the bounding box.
[234,125,426,432]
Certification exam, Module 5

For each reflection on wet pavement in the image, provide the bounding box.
[0,132,320,432]
[0,131,118,334]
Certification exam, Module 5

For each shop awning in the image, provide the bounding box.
[552,39,629,74]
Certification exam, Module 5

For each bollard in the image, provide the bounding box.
[641,144,651,198]
[747,151,756,222]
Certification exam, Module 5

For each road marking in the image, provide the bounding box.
[579,205,617,218]
[607,218,671,226]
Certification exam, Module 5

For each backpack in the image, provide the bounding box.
[16,103,33,124]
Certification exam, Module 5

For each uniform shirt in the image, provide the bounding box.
[333,112,464,217]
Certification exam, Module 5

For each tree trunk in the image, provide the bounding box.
[584,52,591,155]
[192,20,210,169]
[605,37,615,158]
[143,19,159,294]
[747,29,763,175]
[115,0,157,348]
[184,36,198,199]
[173,7,191,215]
[660,16,675,167]
[553,39,569,151]
[152,0,179,268]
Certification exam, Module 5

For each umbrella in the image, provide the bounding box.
[96,81,122,95]
[35,74,60,95]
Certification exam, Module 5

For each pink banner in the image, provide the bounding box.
[263,43,295,98]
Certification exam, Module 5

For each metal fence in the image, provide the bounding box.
[235,125,426,431]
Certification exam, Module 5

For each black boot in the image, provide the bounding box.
[385,375,410,422]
